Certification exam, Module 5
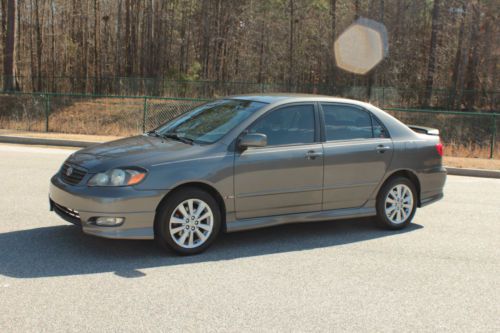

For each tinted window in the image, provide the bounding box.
[322,104,377,141]
[249,104,315,146]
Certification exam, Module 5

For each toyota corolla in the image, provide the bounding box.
[49,95,446,255]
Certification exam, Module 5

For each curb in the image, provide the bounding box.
[1,135,499,179]
[0,135,96,148]
[445,167,500,179]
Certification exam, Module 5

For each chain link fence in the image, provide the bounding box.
[2,76,498,112]
[0,92,208,136]
[0,92,498,158]
[144,98,207,131]
[0,93,47,132]
[386,108,498,159]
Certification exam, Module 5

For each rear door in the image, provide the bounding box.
[234,103,324,219]
[320,103,393,210]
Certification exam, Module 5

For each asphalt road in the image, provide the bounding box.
[0,144,499,332]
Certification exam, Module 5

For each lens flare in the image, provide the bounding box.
[334,18,388,75]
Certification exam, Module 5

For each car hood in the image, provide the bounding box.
[66,135,210,172]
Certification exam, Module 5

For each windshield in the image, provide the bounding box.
[154,99,266,144]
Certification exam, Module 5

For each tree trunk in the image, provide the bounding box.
[115,0,122,77]
[179,5,187,75]
[258,23,265,84]
[15,0,22,90]
[2,0,15,91]
[93,0,99,93]
[463,2,481,110]
[201,0,210,79]
[328,0,337,92]
[455,3,472,111]
[423,0,441,107]
[124,0,132,76]
[1,0,6,37]
[83,0,89,92]
[288,0,295,90]
[450,2,467,110]
[50,0,56,91]
[29,0,36,91]
[34,0,43,91]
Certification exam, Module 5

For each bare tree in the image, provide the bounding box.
[0,0,497,111]
[2,0,15,90]
[423,0,442,106]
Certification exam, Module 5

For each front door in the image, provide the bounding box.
[234,104,324,219]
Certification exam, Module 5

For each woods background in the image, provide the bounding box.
[0,0,499,111]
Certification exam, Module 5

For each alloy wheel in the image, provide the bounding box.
[384,184,414,224]
[169,198,214,249]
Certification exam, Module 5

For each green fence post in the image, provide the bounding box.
[142,97,148,132]
[490,114,497,159]
[45,94,51,132]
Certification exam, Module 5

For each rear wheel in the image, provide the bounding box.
[376,177,417,229]
[155,187,221,255]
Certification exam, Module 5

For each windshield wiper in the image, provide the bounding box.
[161,132,194,145]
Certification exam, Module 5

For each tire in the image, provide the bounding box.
[376,177,417,230]
[155,187,221,255]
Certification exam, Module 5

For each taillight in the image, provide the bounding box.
[436,142,443,156]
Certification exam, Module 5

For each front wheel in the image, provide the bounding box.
[376,177,417,229]
[155,187,221,255]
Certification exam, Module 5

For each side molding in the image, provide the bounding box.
[226,207,376,233]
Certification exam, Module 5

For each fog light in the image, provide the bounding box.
[94,217,124,226]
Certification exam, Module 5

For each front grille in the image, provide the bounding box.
[60,163,87,185]
[52,201,81,225]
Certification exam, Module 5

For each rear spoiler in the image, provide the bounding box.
[408,125,440,136]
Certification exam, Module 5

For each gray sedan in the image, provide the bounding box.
[49,95,446,255]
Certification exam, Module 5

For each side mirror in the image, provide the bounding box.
[238,133,267,149]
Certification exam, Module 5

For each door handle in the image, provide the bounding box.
[305,150,323,159]
[376,145,391,153]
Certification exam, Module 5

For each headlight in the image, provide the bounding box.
[88,168,147,187]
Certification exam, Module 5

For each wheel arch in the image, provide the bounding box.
[378,169,422,206]
[154,181,227,232]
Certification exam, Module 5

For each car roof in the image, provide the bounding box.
[227,93,370,107]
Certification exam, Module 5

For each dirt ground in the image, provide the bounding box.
[443,156,500,170]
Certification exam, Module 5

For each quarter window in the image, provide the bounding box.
[372,116,389,138]
[249,104,315,146]
[321,104,388,141]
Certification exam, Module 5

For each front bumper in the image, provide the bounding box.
[49,175,168,240]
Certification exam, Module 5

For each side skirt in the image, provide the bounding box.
[226,207,376,233]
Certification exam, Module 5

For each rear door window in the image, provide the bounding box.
[321,104,387,141]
